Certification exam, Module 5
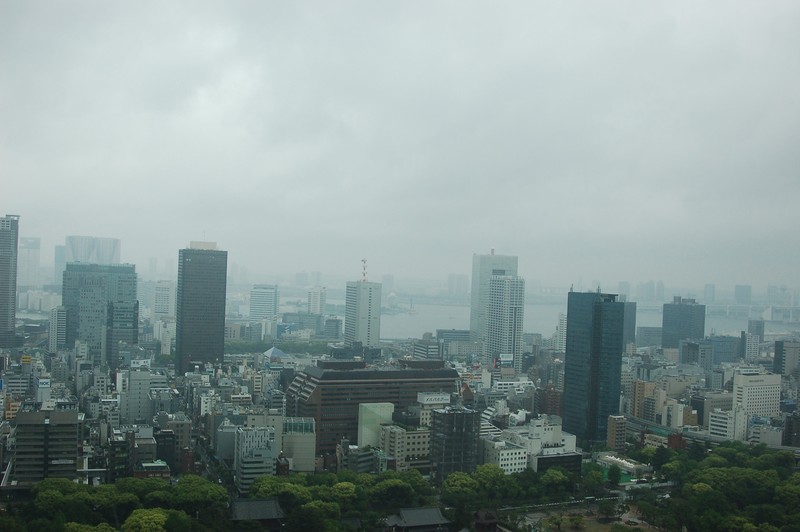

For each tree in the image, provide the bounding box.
[122,509,168,532]
[285,500,341,532]
[440,472,479,509]
[607,465,621,486]
[651,446,673,471]
[597,500,620,520]
[368,479,415,511]
[568,513,585,529]
[172,475,228,520]
[275,483,314,514]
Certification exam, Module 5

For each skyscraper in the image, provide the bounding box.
[62,263,138,369]
[0,215,19,347]
[562,290,626,444]
[48,306,67,353]
[16,237,40,289]
[250,285,279,321]
[661,297,705,349]
[65,236,121,265]
[344,280,381,348]
[153,280,176,321]
[175,242,227,374]
[486,274,525,371]
[470,251,518,343]
[307,285,327,315]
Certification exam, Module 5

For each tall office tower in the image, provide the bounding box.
[54,245,66,285]
[734,285,752,305]
[742,332,760,362]
[774,341,800,377]
[562,290,626,444]
[249,284,279,321]
[153,280,176,321]
[617,281,630,299]
[622,301,637,352]
[307,285,327,315]
[661,297,706,349]
[65,236,121,265]
[16,237,40,289]
[62,263,138,369]
[0,215,19,348]
[747,319,765,343]
[344,279,381,348]
[48,306,67,353]
[704,283,716,304]
[175,242,227,374]
[556,313,567,352]
[430,406,480,484]
[486,274,525,371]
[470,251,518,343]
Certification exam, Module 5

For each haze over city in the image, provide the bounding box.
[3,2,799,291]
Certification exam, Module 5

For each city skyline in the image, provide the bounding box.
[3,3,800,290]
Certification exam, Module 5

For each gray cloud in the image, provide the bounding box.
[2,1,799,292]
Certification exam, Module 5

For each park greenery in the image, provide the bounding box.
[0,440,799,531]
[624,440,800,532]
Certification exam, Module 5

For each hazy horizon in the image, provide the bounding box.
[4,2,799,293]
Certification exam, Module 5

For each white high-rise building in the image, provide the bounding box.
[470,251,518,343]
[486,275,525,372]
[556,313,567,353]
[344,280,381,348]
[308,286,327,315]
[153,280,176,321]
[48,306,67,353]
[733,368,781,418]
[234,426,276,494]
[743,333,760,362]
[250,285,279,321]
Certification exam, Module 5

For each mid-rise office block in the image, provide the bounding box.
[733,368,780,418]
[0,215,19,347]
[607,415,627,452]
[662,297,705,349]
[563,291,626,444]
[286,361,459,454]
[344,280,381,348]
[430,407,479,483]
[250,285,279,321]
[176,243,227,374]
[235,426,276,494]
[10,409,80,485]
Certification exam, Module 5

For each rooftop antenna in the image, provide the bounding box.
[361,258,368,282]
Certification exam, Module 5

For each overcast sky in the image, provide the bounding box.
[2,2,799,293]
